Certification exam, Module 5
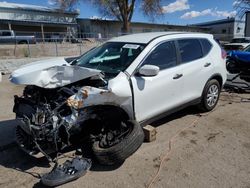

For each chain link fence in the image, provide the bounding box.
[0,40,105,59]
[0,31,240,59]
[0,31,121,58]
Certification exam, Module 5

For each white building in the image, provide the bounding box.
[0,2,79,41]
[195,18,245,42]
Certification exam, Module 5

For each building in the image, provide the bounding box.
[77,18,209,39]
[194,18,245,42]
[245,12,250,37]
[0,2,79,41]
[1,1,244,43]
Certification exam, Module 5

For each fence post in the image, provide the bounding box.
[55,41,58,56]
[27,40,31,57]
[14,41,17,57]
[79,44,82,55]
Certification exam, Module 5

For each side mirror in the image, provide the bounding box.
[138,65,160,77]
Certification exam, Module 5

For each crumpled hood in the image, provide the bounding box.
[9,57,101,88]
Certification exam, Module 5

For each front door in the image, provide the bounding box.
[131,41,184,122]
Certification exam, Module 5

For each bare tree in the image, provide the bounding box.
[234,0,250,18]
[52,0,164,33]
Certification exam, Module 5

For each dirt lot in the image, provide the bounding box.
[0,74,250,188]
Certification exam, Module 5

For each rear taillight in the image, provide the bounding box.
[221,48,227,59]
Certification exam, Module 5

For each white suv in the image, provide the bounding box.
[10,32,227,165]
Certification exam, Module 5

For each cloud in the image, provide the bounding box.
[162,0,190,14]
[233,0,240,6]
[181,9,237,19]
[47,0,55,6]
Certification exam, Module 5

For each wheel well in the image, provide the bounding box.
[210,74,223,88]
[71,105,130,143]
[18,40,28,44]
[79,105,129,131]
[84,105,129,121]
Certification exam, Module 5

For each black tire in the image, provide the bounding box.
[226,59,240,74]
[92,120,144,165]
[18,41,28,44]
[199,79,221,112]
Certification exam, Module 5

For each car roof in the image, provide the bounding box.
[108,32,211,44]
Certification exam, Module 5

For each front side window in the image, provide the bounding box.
[178,39,203,63]
[75,42,145,75]
[142,41,177,70]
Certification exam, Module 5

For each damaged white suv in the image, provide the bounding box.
[10,32,227,165]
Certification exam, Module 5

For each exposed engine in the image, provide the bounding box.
[14,78,107,158]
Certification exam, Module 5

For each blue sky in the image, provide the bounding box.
[4,0,238,25]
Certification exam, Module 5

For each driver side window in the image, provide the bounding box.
[142,41,177,70]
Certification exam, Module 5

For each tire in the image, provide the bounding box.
[198,79,221,112]
[226,60,240,74]
[18,41,28,44]
[92,120,144,165]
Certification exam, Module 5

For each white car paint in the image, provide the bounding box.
[9,57,101,88]
[10,32,227,123]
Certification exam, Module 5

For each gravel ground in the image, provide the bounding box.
[0,75,250,188]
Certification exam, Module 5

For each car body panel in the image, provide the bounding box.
[229,50,250,62]
[66,72,134,121]
[131,66,184,122]
[9,58,102,88]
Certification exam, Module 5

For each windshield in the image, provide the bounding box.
[244,45,250,52]
[75,42,145,75]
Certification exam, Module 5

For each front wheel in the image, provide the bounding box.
[92,120,144,165]
[198,79,221,112]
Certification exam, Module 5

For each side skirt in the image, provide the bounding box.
[139,98,201,127]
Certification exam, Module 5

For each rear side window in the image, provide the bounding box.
[143,41,177,70]
[200,39,212,56]
[178,39,203,63]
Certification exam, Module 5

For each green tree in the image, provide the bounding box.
[53,0,163,33]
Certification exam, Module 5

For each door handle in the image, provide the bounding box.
[173,73,183,79]
[204,62,211,67]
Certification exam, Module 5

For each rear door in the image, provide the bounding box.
[131,41,185,122]
[176,38,214,103]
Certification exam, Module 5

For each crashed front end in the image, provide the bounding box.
[10,63,133,158]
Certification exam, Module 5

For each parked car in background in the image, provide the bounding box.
[10,32,227,165]
[0,30,36,44]
[223,37,250,51]
[226,46,250,81]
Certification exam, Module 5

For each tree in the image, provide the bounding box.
[234,0,250,18]
[53,0,163,33]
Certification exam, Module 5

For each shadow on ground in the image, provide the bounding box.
[151,106,201,127]
[0,119,50,172]
[0,119,125,179]
[0,106,200,187]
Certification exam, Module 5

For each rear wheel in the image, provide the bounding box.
[226,59,240,74]
[198,79,221,112]
[92,120,144,165]
[18,41,28,44]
